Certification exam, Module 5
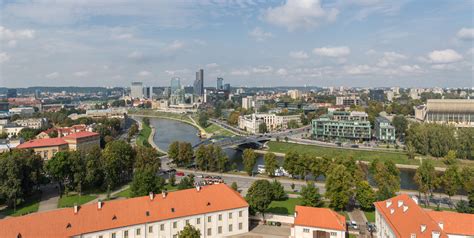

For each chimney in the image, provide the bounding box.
[390,208,395,215]
[438,222,443,230]
[149,192,154,201]
[294,211,298,218]
[403,205,409,213]
[196,186,201,192]
[432,231,440,238]
[162,190,167,198]
[98,200,103,210]
[386,200,393,208]
[412,196,419,205]
[73,203,78,214]
[398,200,404,207]
[421,225,427,233]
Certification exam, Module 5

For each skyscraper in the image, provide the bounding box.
[130,82,144,99]
[216,77,224,90]
[193,69,204,96]
[170,77,181,94]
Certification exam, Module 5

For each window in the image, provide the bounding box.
[218,214,222,221]
[239,211,243,217]
[196,218,201,224]
[229,224,233,232]
[148,226,153,233]
[136,228,141,236]
[173,235,177,238]
[303,228,310,233]
[239,223,243,230]
[111,233,116,238]
[99,236,103,238]
[218,226,222,234]
[186,219,190,225]
[330,232,337,236]
[173,222,177,228]
[123,230,129,238]
[207,228,212,236]
[208,216,212,222]
[160,224,165,231]
[229,212,233,219]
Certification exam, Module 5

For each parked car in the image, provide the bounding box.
[166,169,177,174]
[350,221,358,230]
[175,172,185,176]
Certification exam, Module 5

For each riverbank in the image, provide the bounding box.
[129,112,206,136]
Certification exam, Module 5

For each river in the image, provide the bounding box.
[150,117,426,191]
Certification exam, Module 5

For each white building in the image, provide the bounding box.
[0,184,249,238]
[131,82,144,99]
[374,194,474,238]
[15,118,48,129]
[288,90,301,100]
[9,107,35,116]
[242,96,255,110]
[0,123,24,138]
[238,113,301,134]
[290,206,346,238]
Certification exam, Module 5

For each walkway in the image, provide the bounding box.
[38,184,60,212]
[87,184,131,204]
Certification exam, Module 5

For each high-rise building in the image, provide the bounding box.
[223,83,231,91]
[217,77,224,90]
[6,89,17,98]
[130,82,144,99]
[193,69,204,96]
[170,77,181,94]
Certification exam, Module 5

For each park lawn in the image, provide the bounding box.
[364,211,375,222]
[129,109,193,123]
[205,124,235,137]
[0,193,41,217]
[115,188,132,198]
[58,194,97,208]
[266,198,302,215]
[136,123,152,147]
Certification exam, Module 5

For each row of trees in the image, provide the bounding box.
[168,141,194,167]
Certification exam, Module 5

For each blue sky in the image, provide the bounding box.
[0,0,473,88]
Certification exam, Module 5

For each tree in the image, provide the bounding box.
[460,167,474,199]
[130,168,165,197]
[178,142,193,167]
[258,122,268,134]
[178,224,201,238]
[406,143,416,160]
[169,173,176,186]
[443,150,457,166]
[356,181,376,211]
[414,160,438,206]
[455,200,472,214]
[442,164,461,206]
[227,111,240,125]
[102,140,136,189]
[392,115,408,139]
[264,152,278,177]
[283,150,299,177]
[142,117,150,127]
[168,141,180,164]
[84,146,104,188]
[245,180,273,218]
[198,112,209,128]
[69,151,86,195]
[215,146,228,172]
[243,149,257,176]
[135,146,161,172]
[18,128,39,141]
[300,182,324,207]
[371,160,400,200]
[177,174,195,190]
[231,182,239,192]
[194,145,208,171]
[325,164,353,210]
[270,180,286,201]
[457,128,474,160]
[45,151,72,195]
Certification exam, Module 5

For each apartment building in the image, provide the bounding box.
[238,113,301,134]
[335,96,361,107]
[0,184,249,238]
[374,194,474,238]
[290,206,346,238]
[312,111,371,141]
[374,117,396,142]
[15,118,48,129]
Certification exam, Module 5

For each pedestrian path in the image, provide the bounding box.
[38,184,60,212]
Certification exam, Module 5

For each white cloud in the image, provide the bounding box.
[164,40,184,51]
[7,40,17,47]
[276,68,288,75]
[45,72,60,79]
[457,28,474,41]
[399,65,421,73]
[365,49,377,55]
[344,64,373,75]
[73,71,89,77]
[252,66,273,73]
[230,69,250,76]
[249,27,273,42]
[313,46,350,57]
[0,26,35,40]
[428,49,463,64]
[0,52,10,63]
[377,51,406,67]
[138,70,151,77]
[128,51,144,60]
[114,33,134,40]
[165,69,189,76]
[264,0,338,30]
[289,51,309,59]
[206,63,219,68]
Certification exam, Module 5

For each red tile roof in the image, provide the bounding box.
[63,131,99,139]
[374,194,447,238]
[294,206,346,231]
[427,211,474,236]
[0,184,248,238]
[16,138,67,149]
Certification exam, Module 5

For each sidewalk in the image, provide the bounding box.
[38,184,60,212]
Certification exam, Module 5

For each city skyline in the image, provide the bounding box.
[1,0,473,88]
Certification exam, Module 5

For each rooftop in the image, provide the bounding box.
[63,131,99,139]
[294,206,346,231]
[426,99,474,113]
[16,137,68,149]
[426,211,474,236]
[0,184,248,238]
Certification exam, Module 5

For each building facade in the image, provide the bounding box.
[131,82,144,99]
[374,117,396,142]
[414,99,474,127]
[335,96,361,107]
[0,184,249,238]
[239,113,301,134]
[290,206,346,238]
[15,118,48,129]
[194,69,204,96]
[312,111,371,141]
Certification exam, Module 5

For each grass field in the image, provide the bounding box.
[266,198,302,215]
[115,184,178,199]
[0,193,41,217]
[364,211,375,222]
[204,124,235,137]
[129,109,193,123]
[136,123,152,147]
[58,194,97,208]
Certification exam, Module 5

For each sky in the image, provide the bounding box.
[0,0,473,88]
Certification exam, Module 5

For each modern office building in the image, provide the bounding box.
[170,77,181,94]
[0,102,9,112]
[223,83,231,91]
[194,69,204,96]
[374,117,396,142]
[369,89,385,102]
[130,82,144,99]
[336,96,361,107]
[312,111,371,141]
[374,194,474,238]
[414,99,474,127]
[6,88,17,98]
[0,184,249,238]
[216,77,224,90]
[290,206,346,238]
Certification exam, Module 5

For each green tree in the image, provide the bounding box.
[283,150,299,177]
[169,173,176,186]
[102,140,136,189]
[325,164,353,210]
[84,146,104,188]
[245,180,273,218]
[392,115,408,139]
[356,181,376,211]
[142,117,150,126]
[215,146,228,172]
[135,146,161,171]
[460,167,474,198]
[442,164,461,206]
[168,141,180,164]
[414,160,438,206]
[457,128,474,160]
[198,112,209,127]
[231,182,239,192]
[264,152,278,177]
[300,182,324,207]
[178,224,201,238]
[177,174,195,190]
[243,149,257,176]
[194,145,208,171]
[258,122,268,134]
[130,168,165,197]
[227,111,240,125]
[18,128,39,141]
[178,142,194,167]
[45,151,72,195]
[69,151,86,195]
[372,160,400,200]
[270,180,287,201]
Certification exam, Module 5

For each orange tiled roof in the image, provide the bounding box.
[16,137,67,149]
[427,211,474,236]
[294,206,346,231]
[374,194,447,238]
[0,184,248,238]
[63,131,99,139]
